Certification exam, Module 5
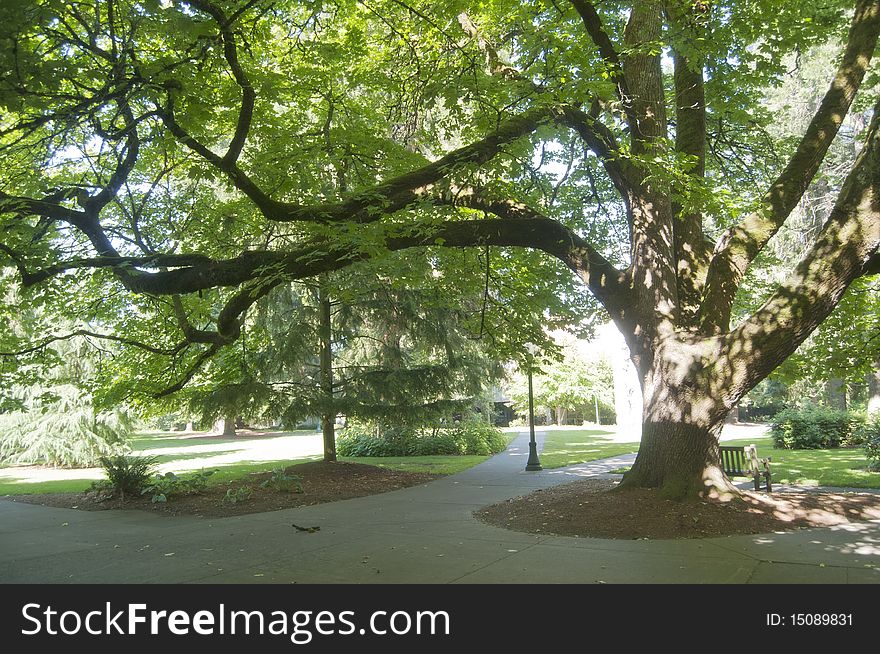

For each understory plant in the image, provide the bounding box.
[770,407,867,449]
[863,414,880,470]
[337,417,506,457]
[141,469,217,503]
[223,486,253,504]
[259,468,303,493]
[95,454,159,501]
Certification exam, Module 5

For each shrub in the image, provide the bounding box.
[141,469,216,503]
[98,455,159,499]
[260,468,303,493]
[862,414,880,471]
[770,407,865,449]
[446,418,508,455]
[336,418,506,457]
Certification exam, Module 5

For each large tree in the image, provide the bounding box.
[0,0,878,498]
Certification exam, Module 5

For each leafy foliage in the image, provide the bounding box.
[222,485,253,504]
[0,0,878,497]
[864,415,880,470]
[259,468,303,493]
[97,454,159,499]
[769,407,867,450]
[0,386,132,467]
[337,417,506,457]
[506,333,615,424]
[141,468,216,503]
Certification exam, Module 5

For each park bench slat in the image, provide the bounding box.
[719,444,772,492]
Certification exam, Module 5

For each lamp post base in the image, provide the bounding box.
[525,441,542,471]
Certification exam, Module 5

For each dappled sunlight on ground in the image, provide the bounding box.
[0,429,325,483]
[477,477,880,540]
[741,491,880,527]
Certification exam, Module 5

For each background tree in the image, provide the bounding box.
[0,276,132,466]
[0,0,878,499]
[507,331,615,425]
[164,255,509,460]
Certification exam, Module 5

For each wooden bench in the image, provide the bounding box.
[720,444,772,492]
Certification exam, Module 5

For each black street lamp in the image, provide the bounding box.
[525,348,542,471]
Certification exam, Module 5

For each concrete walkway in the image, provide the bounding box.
[1,431,879,584]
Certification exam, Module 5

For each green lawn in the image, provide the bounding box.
[537,428,640,469]
[0,477,95,496]
[0,425,509,495]
[128,429,315,451]
[0,454,489,496]
[0,456,324,496]
[340,455,491,475]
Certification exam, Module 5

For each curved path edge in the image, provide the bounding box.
[1,431,878,584]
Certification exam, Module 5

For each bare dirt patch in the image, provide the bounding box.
[475,478,880,540]
[9,461,439,518]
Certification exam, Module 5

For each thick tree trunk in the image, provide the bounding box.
[616,342,740,500]
[215,415,236,436]
[319,282,337,462]
[618,419,737,500]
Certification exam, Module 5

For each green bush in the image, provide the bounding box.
[447,418,508,455]
[862,414,880,470]
[97,455,159,499]
[337,418,506,457]
[770,407,866,449]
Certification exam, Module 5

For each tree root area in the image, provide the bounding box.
[475,479,880,540]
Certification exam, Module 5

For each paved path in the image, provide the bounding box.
[1,431,878,584]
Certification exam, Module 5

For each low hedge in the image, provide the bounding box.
[337,419,507,457]
[769,407,868,450]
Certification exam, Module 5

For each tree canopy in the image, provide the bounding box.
[1,0,878,497]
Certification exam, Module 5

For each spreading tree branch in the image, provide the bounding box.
[568,0,638,130]
[188,0,255,165]
[724,95,880,398]
[0,329,186,357]
[700,0,880,331]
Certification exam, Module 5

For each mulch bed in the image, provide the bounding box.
[475,478,880,540]
[9,461,440,518]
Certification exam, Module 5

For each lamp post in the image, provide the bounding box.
[525,346,542,471]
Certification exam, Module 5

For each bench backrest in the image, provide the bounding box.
[719,446,747,476]
[719,444,761,476]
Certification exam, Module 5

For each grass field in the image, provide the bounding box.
[0,428,515,495]
[606,435,880,489]
[536,428,640,469]
[721,436,880,489]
